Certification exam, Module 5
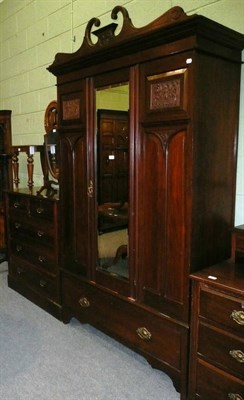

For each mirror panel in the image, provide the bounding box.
[96,83,129,280]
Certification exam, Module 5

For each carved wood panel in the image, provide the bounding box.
[138,126,188,321]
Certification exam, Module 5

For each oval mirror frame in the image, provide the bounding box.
[44,101,59,181]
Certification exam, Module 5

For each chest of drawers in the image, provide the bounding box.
[189,261,244,400]
[6,189,61,319]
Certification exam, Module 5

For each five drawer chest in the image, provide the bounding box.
[6,189,61,319]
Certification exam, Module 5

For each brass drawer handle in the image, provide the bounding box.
[38,255,46,263]
[228,394,243,400]
[229,350,244,363]
[14,222,21,229]
[36,207,44,214]
[231,310,244,325]
[13,201,20,208]
[16,244,23,252]
[78,297,90,308]
[39,279,47,288]
[37,230,44,237]
[136,327,152,341]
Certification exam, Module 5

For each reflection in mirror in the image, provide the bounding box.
[45,129,59,181]
[96,83,129,280]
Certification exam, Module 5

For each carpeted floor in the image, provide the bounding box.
[0,262,180,400]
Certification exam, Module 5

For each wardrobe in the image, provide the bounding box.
[48,7,244,399]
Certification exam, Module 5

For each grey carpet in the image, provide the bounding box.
[0,262,180,400]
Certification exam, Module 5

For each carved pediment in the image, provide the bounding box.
[48,6,189,75]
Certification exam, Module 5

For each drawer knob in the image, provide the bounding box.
[36,207,44,214]
[229,349,244,363]
[38,255,46,263]
[14,222,21,229]
[13,201,20,208]
[39,279,47,288]
[17,267,23,275]
[228,394,243,400]
[16,244,23,252]
[37,230,44,237]
[79,297,90,308]
[136,327,152,341]
[231,310,244,325]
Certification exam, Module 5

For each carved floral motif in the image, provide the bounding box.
[63,99,80,120]
[150,79,181,110]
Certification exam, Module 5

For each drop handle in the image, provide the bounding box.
[136,327,152,341]
[78,297,90,308]
[13,201,20,208]
[229,350,244,363]
[228,394,243,400]
[36,207,44,214]
[16,244,23,252]
[231,310,244,325]
[14,222,21,229]
[38,255,46,263]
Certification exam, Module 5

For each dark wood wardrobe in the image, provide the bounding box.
[48,6,244,399]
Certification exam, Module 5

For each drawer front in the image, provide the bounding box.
[62,274,184,372]
[29,198,55,220]
[195,359,244,400]
[8,194,56,222]
[200,287,244,335]
[10,239,57,272]
[198,323,244,379]
[11,258,59,301]
[9,217,55,246]
[235,234,244,252]
[8,194,28,215]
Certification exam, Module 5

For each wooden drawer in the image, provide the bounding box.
[9,216,55,246]
[8,194,28,214]
[235,234,244,252]
[10,239,57,272]
[198,323,244,379]
[11,257,59,301]
[62,274,185,373]
[29,198,55,220]
[195,359,244,400]
[8,194,55,221]
[200,287,244,335]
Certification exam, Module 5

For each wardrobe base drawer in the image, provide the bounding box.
[62,273,187,378]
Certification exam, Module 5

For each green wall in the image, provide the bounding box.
[0,0,243,223]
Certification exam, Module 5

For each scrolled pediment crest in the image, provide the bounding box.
[49,6,189,73]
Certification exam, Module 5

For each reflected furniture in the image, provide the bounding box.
[0,110,12,259]
[97,109,129,205]
[47,6,243,399]
[189,232,244,399]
